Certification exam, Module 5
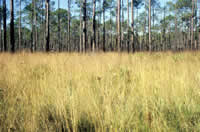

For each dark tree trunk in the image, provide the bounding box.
[31,0,35,52]
[0,0,2,52]
[116,6,118,51]
[3,0,7,51]
[92,0,96,52]
[121,0,124,51]
[68,0,71,52]
[131,0,134,52]
[199,2,200,49]
[34,0,37,51]
[83,0,87,52]
[80,3,82,52]
[58,0,61,51]
[149,0,151,51]
[117,0,121,52]
[191,0,194,50]
[18,0,22,51]
[127,0,129,53]
[103,0,106,52]
[45,0,50,52]
[10,0,15,53]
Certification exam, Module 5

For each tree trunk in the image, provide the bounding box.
[162,6,166,51]
[109,9,113,51]
[92,0,96,52]
[31,0,35,52]
[115,6,118,51]
[68,0,71,52]
[34,0,37,51]
[121,0,124,51]
[175,12,178,50]
[42,0,45,51]
[117,0,121,52]
[79,3,82,52]
[195,0,197,49]
[45,0,50,52]
[58,0,61,51]
[18,0,21,51]
[102,0,106,52]
[127,0,129,53]
[3,0,7,51]
[131,0,134,52]
[0,0,2,51]
[199,2,200,50]
[149,0,151,51]
[10,0,15,53]
[83,0,87,52]
[191,0,194,50]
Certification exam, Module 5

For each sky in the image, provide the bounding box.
[2,0,174,24]
[53,0,169,10]
[5,0,170,10]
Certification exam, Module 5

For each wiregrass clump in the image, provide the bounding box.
[0,52,200,131]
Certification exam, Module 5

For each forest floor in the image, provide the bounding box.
[0,52,200,131]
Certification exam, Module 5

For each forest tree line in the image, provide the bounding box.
[0,0,199,53]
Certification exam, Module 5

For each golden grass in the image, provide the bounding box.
[0,52,200,131]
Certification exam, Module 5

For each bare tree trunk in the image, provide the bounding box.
[42,0,46,51]
[10,0,15,53]
[45,0,50,52]
[18,0,21,51]
[191,0,194,50]
[149,0,151,51]
[83,0,87,52]
[92,0,96,52]
[68,0,71,52]
[195,0,197,49]
[0,0,2,51]
[115,6,118,51]
[58,0,61,51]
[162,6,166,51]
[3,0,7,51]
[121,0,124,51]
[34,0,37,51]
[131,0,134,52]
[31,0,35,52]
[117,0,121,52]
[79,3,82,52]
[103,0,106,52]
[109,9,113,51]
[199,2,200,50]
[127,0,129,53]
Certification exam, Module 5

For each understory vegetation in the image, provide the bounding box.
[0,52,200,131]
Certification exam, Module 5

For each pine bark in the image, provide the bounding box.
[3,0,7,51]
[83,0,87,52]
[103,0,106,52]
[45,0,50,52]
[31,0,35,52]
[18,0,22,51]
[58,0,61,51]
[131,0,134,52]
[92,0,96,52]
[127,0,130,53]
[191,0,194,49]
[149,0,151,51]
[80,3,82,52]
[117,0,121,52]
[0,0,2,51]
[68,0,71,51]
[10,0,15,52]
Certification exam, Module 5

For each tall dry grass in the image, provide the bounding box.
[0,52,200,131]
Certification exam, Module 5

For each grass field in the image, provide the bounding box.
[0,52,200,131]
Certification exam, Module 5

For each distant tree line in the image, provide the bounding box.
[0,0,199,53]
